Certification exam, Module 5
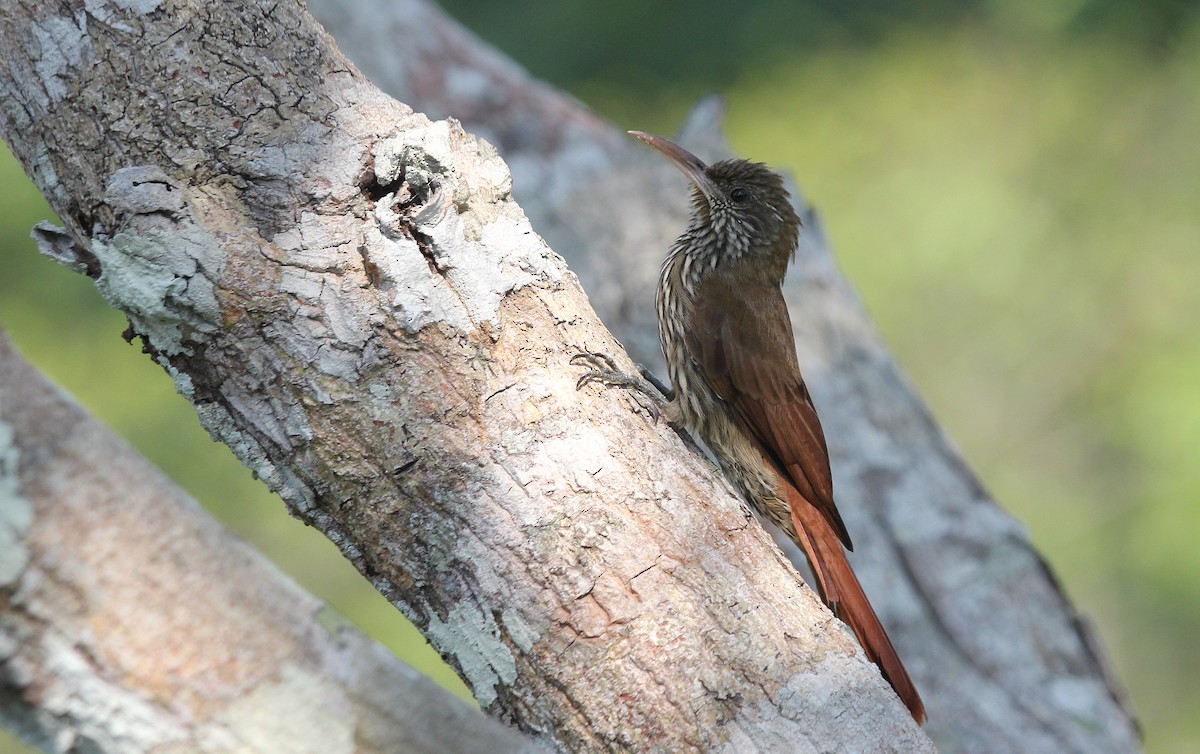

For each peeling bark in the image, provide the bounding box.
[0,334,539,753]
[1,1,935,753]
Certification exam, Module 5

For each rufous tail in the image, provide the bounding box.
[786,486,927,724]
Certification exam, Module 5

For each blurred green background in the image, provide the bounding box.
[2,0,1197,752]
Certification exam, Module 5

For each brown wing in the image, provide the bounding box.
[684,274,926,722]
[685,273,853,549]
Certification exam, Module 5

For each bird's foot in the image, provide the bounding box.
[572,351,667,422]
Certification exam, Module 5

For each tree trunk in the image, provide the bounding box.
[0,0,932,752]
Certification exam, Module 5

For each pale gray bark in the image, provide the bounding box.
[0,1,932,753]
[0,334,539,754]
[310,2,1143,753]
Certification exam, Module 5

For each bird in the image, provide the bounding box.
[579,131,926,724]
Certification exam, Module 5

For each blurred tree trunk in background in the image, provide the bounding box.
[0,0,1141,752]
[0,334,538,754]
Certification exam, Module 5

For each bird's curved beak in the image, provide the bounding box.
[629,131,719,204]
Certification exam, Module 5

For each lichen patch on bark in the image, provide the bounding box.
[79,167,227,358]
[0,421,32,587]
[423,603,518,709]
[219,665,356,754]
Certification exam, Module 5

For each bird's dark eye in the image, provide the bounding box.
[729,187,750,203]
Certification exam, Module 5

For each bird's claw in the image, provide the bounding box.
[571,350,618,373]
[571,351,626,390]
[570,351,616,369]
[571,350,663,423]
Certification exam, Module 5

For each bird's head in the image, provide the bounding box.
[631,131,801,272]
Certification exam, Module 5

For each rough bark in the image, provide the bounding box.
[0,334,540,754]
[309,2,1143,753]
[0,1,932,753]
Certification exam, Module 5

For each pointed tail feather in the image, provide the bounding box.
[786,486,927,724]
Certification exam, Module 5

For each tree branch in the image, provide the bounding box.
[1,0,931,751]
